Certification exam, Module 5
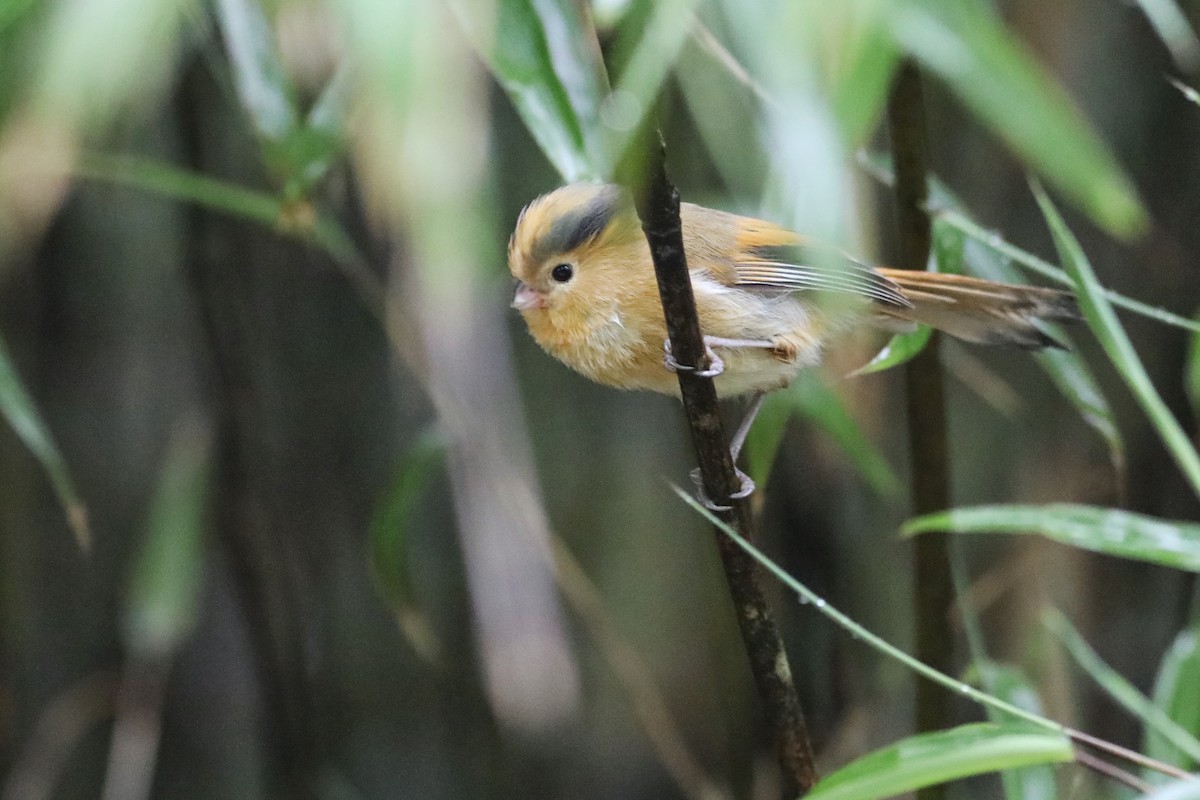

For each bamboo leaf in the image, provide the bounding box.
[215,0,298,141]
[891,0,1146,236]
[124,419,211,657]
[1043,608,1200,765]
[807,722,1073,800]
[1032,182,1200,498]
[904,503,1200,572]
[469,0,607,181]
[0,332,88,547]
[1145,626,1200,773]
[850,323,932,377]
[973,661,1059,800]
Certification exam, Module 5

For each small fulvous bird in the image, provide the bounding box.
[509,183,1079,404]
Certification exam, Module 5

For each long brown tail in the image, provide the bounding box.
[874,269,1081,349]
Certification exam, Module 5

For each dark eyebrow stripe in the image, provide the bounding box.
[531,185,620,261]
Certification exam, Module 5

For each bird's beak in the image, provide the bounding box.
[512,281,547,311]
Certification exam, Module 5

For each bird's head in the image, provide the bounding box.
[507,183,645,321]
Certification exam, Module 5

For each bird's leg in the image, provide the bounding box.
[662,336,776,378]
[690,390,766,511]
[729,390,767,462]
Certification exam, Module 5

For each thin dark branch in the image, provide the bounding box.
[1068,728,1193,781]
[1075,749,1154,794]
[887,61,955,800]
[627,134,819,797]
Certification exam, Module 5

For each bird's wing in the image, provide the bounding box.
[730,220,911,308]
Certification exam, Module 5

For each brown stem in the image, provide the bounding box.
[1074,749,1153,794]
[1068,728,1193,781]
[886,61,955,800]
[628,136,819,797]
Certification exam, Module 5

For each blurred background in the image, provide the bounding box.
[0,1,1197,798]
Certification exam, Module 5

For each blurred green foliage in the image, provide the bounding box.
[1,0,1199,798]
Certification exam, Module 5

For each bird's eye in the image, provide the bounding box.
[551,263,574,283]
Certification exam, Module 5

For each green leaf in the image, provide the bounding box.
[850,323,932,376]
[369,429,446,661]
[1043,608,1200,766]
[745,373,900,497]
[807,722,1073,800]
[124,419,212,657]
[215,0,298,141]
[1146,626,1200,772]
[471,0,607,181]
[0,332,88,547]
[1032,182,1200,498]
[890,1,1146,237]
[973,662,1059,800]
[215,0,346,196]
[904,503,1200,572]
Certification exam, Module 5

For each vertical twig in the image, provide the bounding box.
[886,60,955,795]
[629,137,819,797]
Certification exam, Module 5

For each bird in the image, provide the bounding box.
[508,182,1080,475]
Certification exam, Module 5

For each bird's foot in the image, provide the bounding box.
[663,338,725,378]
[689,467,755,512]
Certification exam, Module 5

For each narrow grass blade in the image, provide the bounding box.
[904,503,1200,572]
[1043,608,1200,766]
[934,209,1200,334]
[1171,77,1200,107]
[892,1,1146,237]
[673,484,1068,736]
[75,153,284,226]
[807,722,1072,800]
[943,219,1125,472]
[123,418,211,657]
[0,332,88,547]
[1032,181,1200,498]
[1145,626,1200,772]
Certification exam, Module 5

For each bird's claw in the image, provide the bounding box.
[663,339,725,378]
[689,467,755,512]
